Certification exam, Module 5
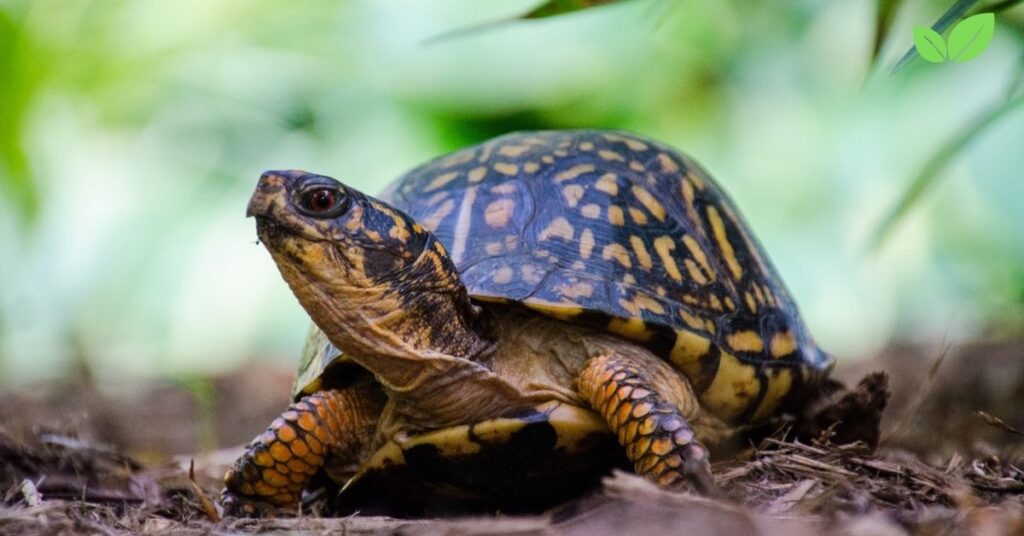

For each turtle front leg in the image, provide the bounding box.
[222,385,383,515]
[577,352,721,494]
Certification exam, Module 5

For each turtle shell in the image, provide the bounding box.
[300,130,832,423]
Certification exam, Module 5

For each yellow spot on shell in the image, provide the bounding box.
[629,236,652,270]
[770,331,798,358]
[744,292,758,313]
[628,207,648,225]
[580,228,595,259]
[562,184,585,207]
[490,182,518,194]
[682,235,714,281]
[484,199,515,228]
[658,153,679,173]
[608,206,625,226]
[441,149,474,168]
[468,166,487,183]
[579,141,595,151]
[683,259,708,285]
[702,352,760,422]
[555,164,595,182]
[498,144,530,157]
[598,149,625,162]
[602,243,631,268]
[653,236,682,282]
[494,163,518,176]
[557,281,594,299]
[581,204,601,219]
[602,133,649,151]
[425,171,459,192]
[708,206,743,279]
[524,161,540,173]
[422,199,455,231]
[493,266,514,284]
[724,296,736,311]
[539,217,574,241]
[727,331,765,353]
[631,185,666,222]
[679,310,706,332]
[687,170,707,190]
[595,173,619,195]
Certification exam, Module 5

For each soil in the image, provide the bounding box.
[2,340,1023,535]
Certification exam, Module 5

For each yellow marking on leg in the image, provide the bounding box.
[607,317,652,340]
[707,206,742,280]
[653,236,682,282]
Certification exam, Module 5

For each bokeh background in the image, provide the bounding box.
[2,0,1023,390]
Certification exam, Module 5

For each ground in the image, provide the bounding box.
[2,341,1023,535]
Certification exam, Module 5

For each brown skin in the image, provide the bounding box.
[224,170,728,512]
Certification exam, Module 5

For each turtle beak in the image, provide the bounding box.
[247,171,289,218]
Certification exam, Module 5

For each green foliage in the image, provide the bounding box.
[948,13,996,61]
[522,0,633,19]
[914,26,949,62]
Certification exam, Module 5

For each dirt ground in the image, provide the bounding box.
[2,340,1023,535]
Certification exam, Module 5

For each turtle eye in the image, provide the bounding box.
[299,188,345,217]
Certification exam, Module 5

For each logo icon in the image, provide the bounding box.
[913,13,995,63]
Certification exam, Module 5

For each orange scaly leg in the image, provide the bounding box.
[578,353,716,493]
[222,386,382,515]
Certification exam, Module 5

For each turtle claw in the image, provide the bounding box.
[219,492,286,518]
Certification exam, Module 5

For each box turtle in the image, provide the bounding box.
[225,130,834,513]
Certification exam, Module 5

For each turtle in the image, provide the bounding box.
[224,130,834,513]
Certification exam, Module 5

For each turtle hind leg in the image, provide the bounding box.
[577,352,718,494]
[222,386,382,515]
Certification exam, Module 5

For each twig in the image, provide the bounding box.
[189,459,221,523]
[976,410,1024,437]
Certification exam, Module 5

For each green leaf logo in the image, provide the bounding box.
[948,13,995,62]
[911,13,995,65]
[913,27,948,63]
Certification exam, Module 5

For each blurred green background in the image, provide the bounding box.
[2,0,1023,387]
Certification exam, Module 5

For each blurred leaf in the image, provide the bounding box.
[873,0,905,62]
[947,13,995,61]
[890,0,979,73]
[521,0,629,19]
[0,8,43,226]
[423,0,640,44]
[869,92,1024,253]
[913,26,948,62]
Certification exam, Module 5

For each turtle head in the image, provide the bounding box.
[247,170,441,286]
[247,170,488,364]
